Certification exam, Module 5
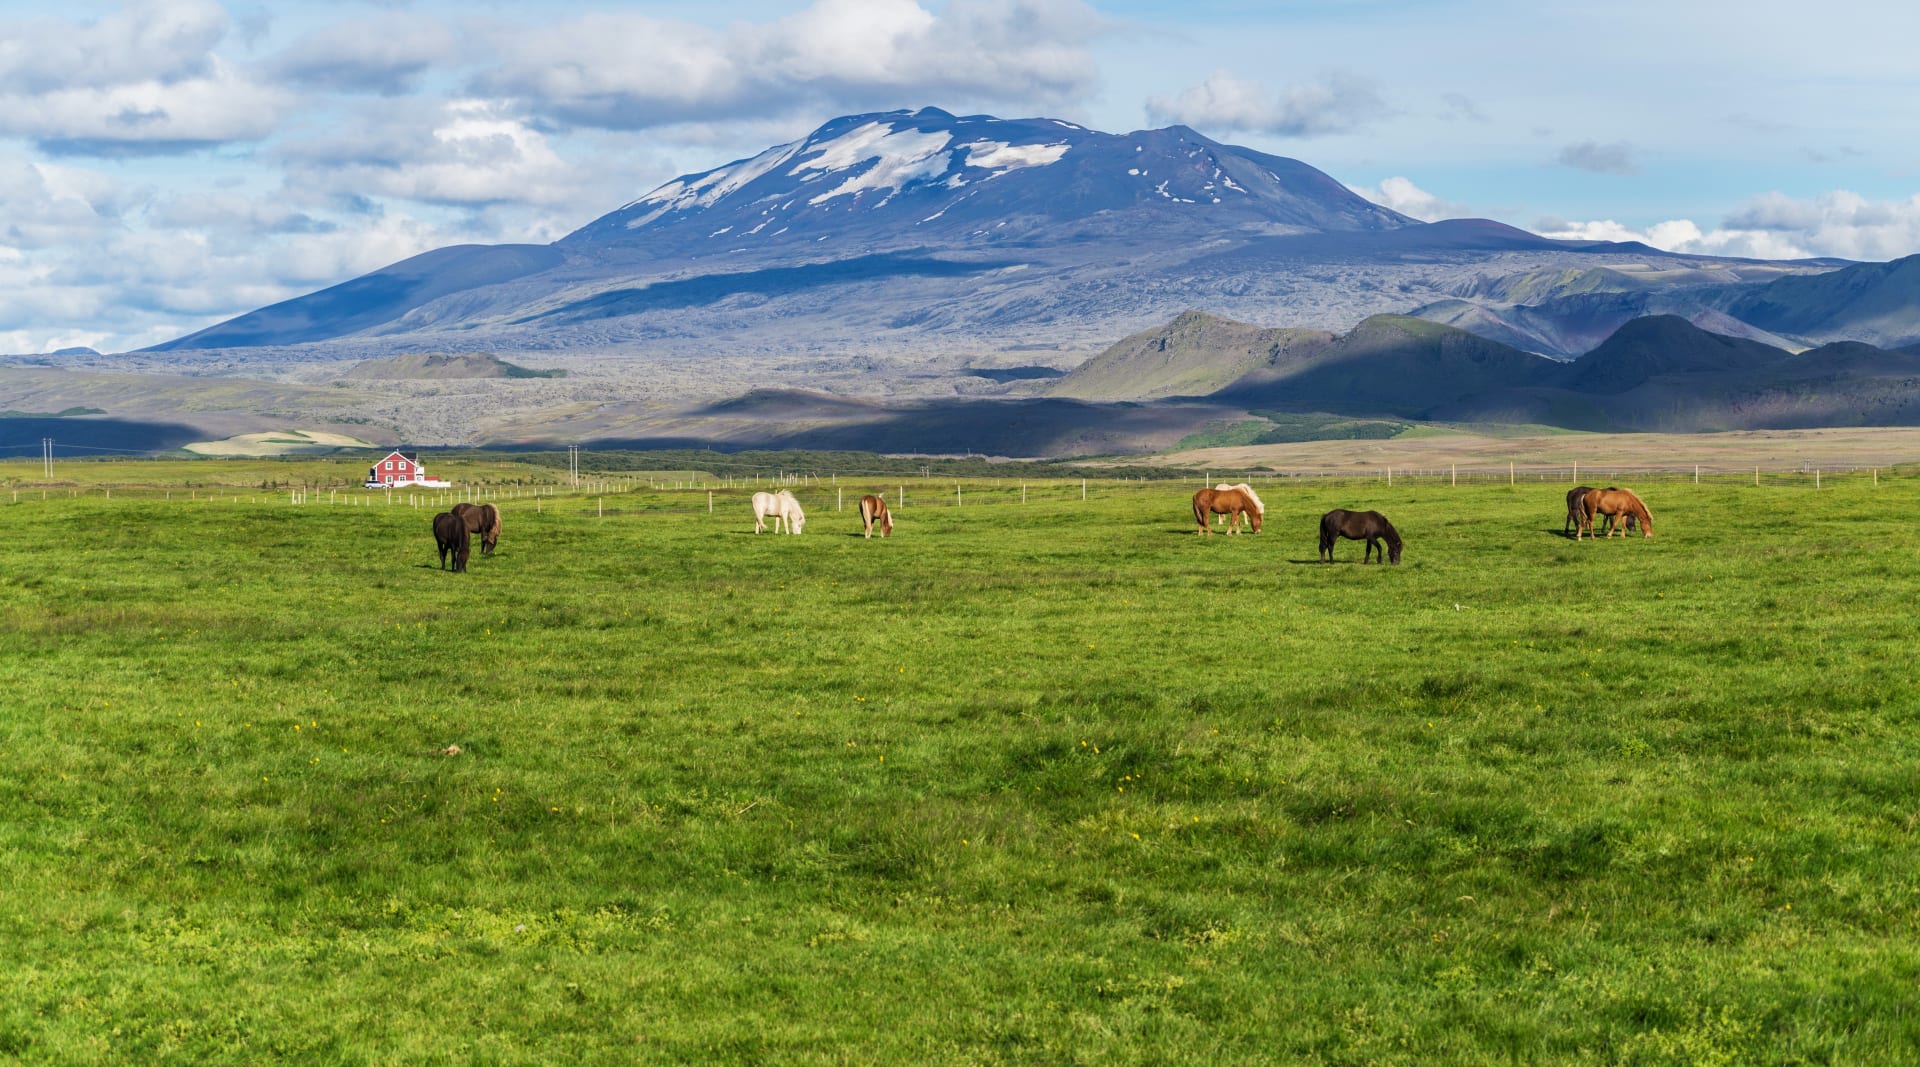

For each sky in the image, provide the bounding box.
[2,0,1917,354]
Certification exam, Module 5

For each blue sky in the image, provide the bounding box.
[2,0,1916,353]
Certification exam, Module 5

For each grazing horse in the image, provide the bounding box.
[1565,486,1635,538]
[432,511,470,573]
[1565,486,1596,536]
[451,501,503,555]
[1578,488,1653,540]
[858,494,893,539]
[1213,482,1266,533]
[1319,509,1403,564]
[1192,487,1262,535]
[752,489,806,534]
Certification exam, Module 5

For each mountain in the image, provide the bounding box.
[1048,310,1334,400]
[1551,315,1794,393]
[142,107,1717,365]
[1713,254,1920,348]
[1209,314,1561,418]
[1044,308,1920,437]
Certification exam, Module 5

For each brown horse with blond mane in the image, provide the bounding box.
[1578,487,1653,540]
[858,494,893,539]
[1192,487,1262,535]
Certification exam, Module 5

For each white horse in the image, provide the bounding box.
[752,489,806,534]
[1213,483,1265,532]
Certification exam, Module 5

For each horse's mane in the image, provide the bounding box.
[1217,482,1264,515]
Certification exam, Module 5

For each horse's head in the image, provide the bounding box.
[1385,524,1404,564]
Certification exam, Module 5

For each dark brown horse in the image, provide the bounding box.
[450,501,502,555]
[1578,488,1653,540]
[858,494,893,539]
[1565,486,1596,536]
[1319,509,1402,564]
[1192,487,1262,535]
[433,511,470,572]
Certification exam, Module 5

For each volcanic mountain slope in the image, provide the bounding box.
[1048,308,1920,435]
[143,107,1771,365]
[1409,257,1920,359]
[1050,310,1563,417]
[1711,253,1920,348]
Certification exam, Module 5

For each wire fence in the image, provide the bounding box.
[1,461,1908,510]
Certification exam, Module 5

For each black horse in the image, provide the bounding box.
[433,511,470,573]
[1319,509,1403,564]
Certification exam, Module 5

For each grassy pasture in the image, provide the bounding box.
[1,465,1918,1063]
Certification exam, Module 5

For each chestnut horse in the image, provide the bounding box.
[1578,487,1653,540]
[432,511,470,573]
[858,494,893,539]
[1566,485,1636,537]
[451,501,502,555]
[1212,482,1265,533]
[1319,509,1402,564]
[1192,487,1262,535]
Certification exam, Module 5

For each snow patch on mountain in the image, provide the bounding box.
[628,139,805,224]
[960,140,1070,172]
[792,121,956,206]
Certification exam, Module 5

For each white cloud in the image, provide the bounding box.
[276,98,594,211]
[1536,191,1920,261]
[265,15,463,96]
[1145,70,1388,138]
[1347,176,1471,222]
[0,1,286,155]
[472,0,1106,130]
[0,0,228,93]
[1556,141,1640,175]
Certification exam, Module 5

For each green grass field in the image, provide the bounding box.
[2,466,1917,1063]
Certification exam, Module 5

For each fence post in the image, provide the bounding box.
[1816,469,1821,490]
[1451,464,1456,487]
[1509,461,1514,486]
[1694,465,1699,485]
[837,488,842,512]
[900,485,905,508]
[1755,466,1760,487]
[1022,483,1026,504]
[956,483,962,507]
[1387,467,1392,487]
[709,491,714,514]
[1082,479,1087,501]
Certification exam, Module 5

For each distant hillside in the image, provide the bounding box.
[1554,315,1794,393]
[1040,308,1920,438]
[1210,314,1560,418]
[342,352,566,381]
[1048,310,1334,399]
[1716,254,1920,348]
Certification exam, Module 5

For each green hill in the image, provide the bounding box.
[1047,310,1333,400]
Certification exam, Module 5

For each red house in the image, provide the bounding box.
[364,450,450,488]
